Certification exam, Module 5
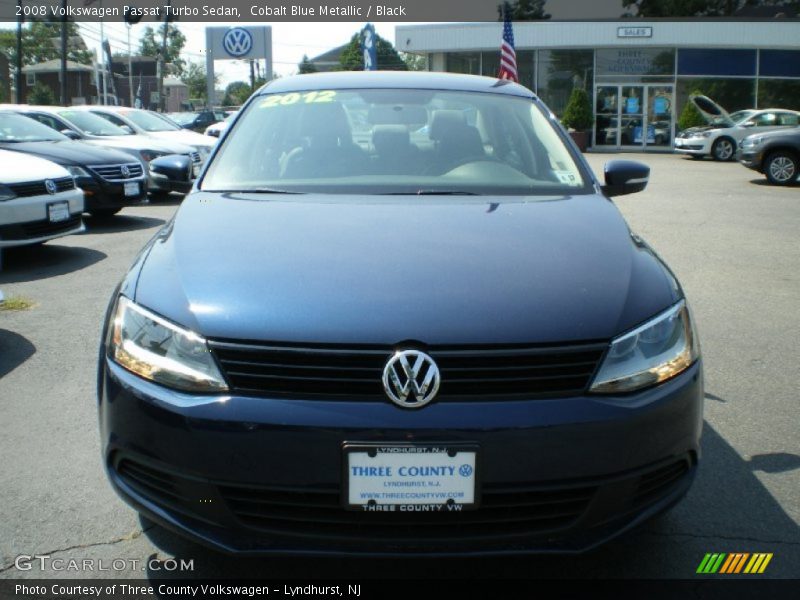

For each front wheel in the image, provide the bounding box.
[711,137,735,162]
[764,151,798,186]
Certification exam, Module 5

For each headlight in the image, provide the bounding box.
[108,296,228,393]
[590,300,699,394]
[0,184,16,202]
[742,136,763,149]
[67,166,90,179]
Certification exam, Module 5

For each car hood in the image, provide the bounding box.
[133,192,681,345]
[690,94,734,127]
[146,130,215,149]
[0,140,135,166]
[84,136,195,154]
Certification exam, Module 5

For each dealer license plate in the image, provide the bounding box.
[124,182,139,197]
[47,202,70,223]
[344,444,478,511]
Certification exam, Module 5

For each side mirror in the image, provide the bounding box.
[602,160,650,197]
[60,129,80,140]
[742,121,755,128]
[149,154,193,194]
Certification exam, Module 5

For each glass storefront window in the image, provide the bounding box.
[678,49,757,77]
[758,80,800,111]
[759,50,800,78]
[446,52,481,75]
[676,78,756,117]
[537,49,593,117]
[596,48,675,80]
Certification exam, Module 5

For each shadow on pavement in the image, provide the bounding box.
[140,421,800,579]
[0,329,35,379]
[83,214,166,234]
[0,244,106,284]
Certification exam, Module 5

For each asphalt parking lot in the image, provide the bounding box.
[0,153,798,581]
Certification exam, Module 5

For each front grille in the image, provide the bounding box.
[7,177,75,197]
[632,459,690,508]
[0,215,82,241]
[209,341,607,401]
[219,483,596,542]
[88,163,144,181]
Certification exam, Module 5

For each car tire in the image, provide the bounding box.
[764,151,799,186]
[689,155,704,160]
[711,137,736,162]
[88,208,121,218]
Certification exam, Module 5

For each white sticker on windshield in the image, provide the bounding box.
[554,171,579,185]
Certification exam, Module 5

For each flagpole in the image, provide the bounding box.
[100,0,106,104]
[128,24,133,107]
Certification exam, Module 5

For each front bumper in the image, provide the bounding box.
[674,137,712,156]
[98,358,703,555]
[736,148,764,171]
[76,176,148,211]
[0,189,84,247]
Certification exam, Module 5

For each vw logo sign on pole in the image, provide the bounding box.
[44,179,57,195]
[223,28,253,58]
[382,350,440,408]
[362,23,377,71]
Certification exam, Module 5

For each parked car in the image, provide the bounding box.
[77,106,214,167]
[204,112,238,138]
[737,126,800,186]
[168,109,228,133]
[0,149,84,246]
[0,111,147,217]
[674,95,800,161]
[1,105,200,199]
[98,71,702,556]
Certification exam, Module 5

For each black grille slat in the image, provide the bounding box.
[88,163,144,181]
[18,216,81,239]
[633,460,689,505]
[210,340,606,401]
[8,177,75,197]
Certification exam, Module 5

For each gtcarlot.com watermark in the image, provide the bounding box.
[14,554,194,573]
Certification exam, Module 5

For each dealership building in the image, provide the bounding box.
[396,20,800,150]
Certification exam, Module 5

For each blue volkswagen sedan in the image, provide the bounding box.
[98,72,703,555]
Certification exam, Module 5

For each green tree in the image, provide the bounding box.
[620,0,780,17]
[678,92,707,131]
[401,52,427,71]
[28,81,56,105]
[497,0,551,20]
[561,87,593,131]
[0,21,92,69]
[181,62,218,104]
[139,24,186,76]
[298,55,317,74]
[338,32,408,71]
[222,81,252,107]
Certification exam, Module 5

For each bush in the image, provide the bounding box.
[678,91,706,131]
[561,87,593,131]
[28,82,56,105]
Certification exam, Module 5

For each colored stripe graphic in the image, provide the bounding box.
[698,553,773,574]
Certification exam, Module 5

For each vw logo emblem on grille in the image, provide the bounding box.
[382,350,440,408]
[44,179,57,194]
[120,165,130,178]
[223,28,253,58]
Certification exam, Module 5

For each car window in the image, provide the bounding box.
[776,112,799,126]
[123,110,180,132]
[0,112,69,142]
[26,112,69,132]
[58,110,131,136]
[202,88,589,196]
[92,111,128,129]
[749,112,778,127]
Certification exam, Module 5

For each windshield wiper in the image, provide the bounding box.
[380,190,480,196]
[216,188,305,194]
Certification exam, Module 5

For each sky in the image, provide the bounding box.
[74,21,419,88]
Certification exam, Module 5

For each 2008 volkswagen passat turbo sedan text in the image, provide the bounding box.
[98,72,703,555]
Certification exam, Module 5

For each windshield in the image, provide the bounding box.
[0,112,67,142]
[731,110,755,124]
[202,89,589,195]
[123,109,180,132]
[59,110,132,136]
[168,112,196,126]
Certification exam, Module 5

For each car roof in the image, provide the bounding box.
[258,71,535,99]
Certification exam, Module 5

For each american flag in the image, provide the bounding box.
[498,9,518,82]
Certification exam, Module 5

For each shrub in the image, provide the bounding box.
[678,91,706,131]
[561,87,593,131]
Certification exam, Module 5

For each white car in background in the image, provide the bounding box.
[0,149,84,247]
[78,106,214,163]
[674,95,800,161]
[204,112,238,138]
